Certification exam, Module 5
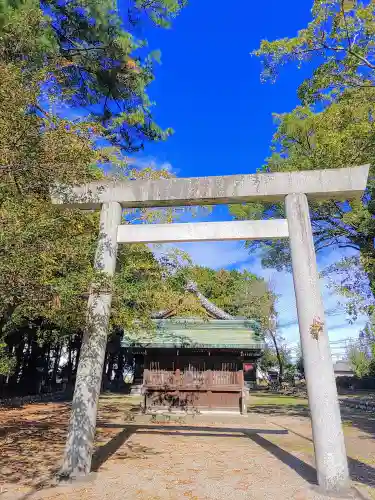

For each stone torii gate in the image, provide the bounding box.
[53,164,369,493]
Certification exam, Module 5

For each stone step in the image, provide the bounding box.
[130,384,143,395]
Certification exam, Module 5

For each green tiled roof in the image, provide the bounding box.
[121,318,265,350]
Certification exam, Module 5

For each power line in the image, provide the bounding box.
[285,336,374,362]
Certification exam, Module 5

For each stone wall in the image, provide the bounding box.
[0,390,72,408]
[339,397,375,413]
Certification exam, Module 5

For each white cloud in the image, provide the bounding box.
[153,240,250,269]
[154,241,368,351]
[175,241,251,269]
[149,205,369,360]
[239,247,368,350]
[128,156,174,173]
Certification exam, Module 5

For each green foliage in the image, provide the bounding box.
[233,90,375,273]
[111,245,189,331]
[1,0,185,151]
[1,0,272,382]
[254,0,375,104]
[259,343,291,373]
[345,317,375,377]
[0,58,100,334]
[174,266,274,326]
[231,0,375,324]
[348,345,371,377]
[0,63,100,200]
[135,0,187,28]
[0,0,188,376]
[259,346,277,371]
[347,319,375,377]
[0,198,98,332]
[0,342,16,376]
[231,90,375,266]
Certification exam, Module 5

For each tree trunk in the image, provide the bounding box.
[73,338,82,376]
[106,352,114,387]
[51,345,61,388]
[186,281,234,319]
[269,329,283,383]
[116,349,125,380]
[66,340,73,386]
[101,350,110,391]
[43,345,51,393]
[20,332,33,394]
[8,339,24,393]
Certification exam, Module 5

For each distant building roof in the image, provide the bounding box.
[333,360,354,375]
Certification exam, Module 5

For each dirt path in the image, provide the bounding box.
[0,395,374,500]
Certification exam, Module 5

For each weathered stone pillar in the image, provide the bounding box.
[59,202,122,479]
[285,193,349,493]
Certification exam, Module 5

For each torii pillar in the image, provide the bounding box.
[53,165,369,493]
[59,202,122,478]
[286,193,348,491]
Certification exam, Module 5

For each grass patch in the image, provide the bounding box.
[342,420,353,427]
[249,393,308,407]
[100,394,142,406]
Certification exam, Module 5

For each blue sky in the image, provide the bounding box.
[142,0,312,175]
[130,0,367,352]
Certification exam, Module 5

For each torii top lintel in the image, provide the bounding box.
[52,165,370,209]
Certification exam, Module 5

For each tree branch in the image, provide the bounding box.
[340,0,353,49]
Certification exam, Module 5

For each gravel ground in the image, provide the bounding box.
[1,395,374,500]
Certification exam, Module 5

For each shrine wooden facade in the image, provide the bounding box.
[122,314,265,413]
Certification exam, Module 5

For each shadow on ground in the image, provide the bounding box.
[249,393,375,439]
[0,395,140,496]
[270,420,375,489]
[92,422,375,490]
[91,425,288,473]
[341,406,375,440]
[2,395,375,499]
[246,433,317,485]
[249,393,375,489]
[251,403,310,418]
